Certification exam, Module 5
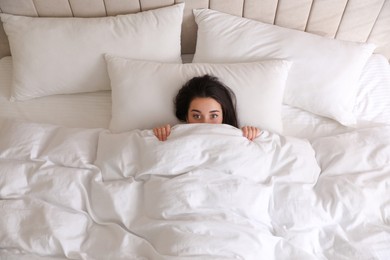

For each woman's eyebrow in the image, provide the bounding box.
[190,109,220,113]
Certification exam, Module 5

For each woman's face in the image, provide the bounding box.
[187,97,223,124]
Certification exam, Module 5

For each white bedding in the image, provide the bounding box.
[0,120,389,259]
[1,0,389,258]
[0,56,349,139]
[0,57,112,128]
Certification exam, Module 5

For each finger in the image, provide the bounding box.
[158,128,163,141]
[249,127,261,140]
[248,127,254,140]
[255,127,261,138]
[252,127,258,140]
[242,126,248,139]
[242,126,261,140]
[244,126,252,140]
[255,128,261,137]
[154,128,162,141]
[165,124,171,138]
[156,128,163,141]
[161,127,167,141]
[247,127,254,140]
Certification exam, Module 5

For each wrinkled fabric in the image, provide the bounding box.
[0,120,389,259]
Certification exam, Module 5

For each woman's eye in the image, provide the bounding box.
[211,114,219,119]
[193,114,201,119]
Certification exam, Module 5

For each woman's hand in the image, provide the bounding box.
[153,124,171,141]
[241,126,261,141]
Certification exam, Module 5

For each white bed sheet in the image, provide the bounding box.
[0,56,350,139]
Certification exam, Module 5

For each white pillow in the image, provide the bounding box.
[105,55,291,134]
[355,54,390,126]
[192,8,376,126]
[0,3,184,101]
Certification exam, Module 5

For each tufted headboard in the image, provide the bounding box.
[0,0,389,61]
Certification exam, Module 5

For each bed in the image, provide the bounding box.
[0,0,389,259]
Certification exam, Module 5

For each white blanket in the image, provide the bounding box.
[0,120,389,259]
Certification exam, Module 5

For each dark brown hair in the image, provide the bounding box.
[175,74,238,128]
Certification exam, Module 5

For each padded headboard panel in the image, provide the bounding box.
[0,0,389,61]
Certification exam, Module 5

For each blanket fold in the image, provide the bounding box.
[1,120,388,259]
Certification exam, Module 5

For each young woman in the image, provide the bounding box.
[153,74,261,141]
